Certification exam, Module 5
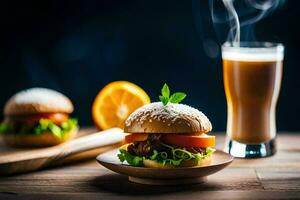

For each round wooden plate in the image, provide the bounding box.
[96,149,234,185]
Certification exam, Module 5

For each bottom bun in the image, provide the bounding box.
[143,155,212,169]
[1,128,78,147]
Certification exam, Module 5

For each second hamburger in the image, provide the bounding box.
[0,88,78,147]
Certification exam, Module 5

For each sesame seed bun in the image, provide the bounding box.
[1,127,78,147]
[4,88,74,116]
[124,102,212,134]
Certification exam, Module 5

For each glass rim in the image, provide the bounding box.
[222,41,284,52]
[222,42,284,61]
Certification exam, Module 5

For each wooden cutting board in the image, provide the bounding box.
[0,128,124,176]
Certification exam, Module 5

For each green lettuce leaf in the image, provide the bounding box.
[117,149,144,166]
[0,122,13,134]
[33,118,78,139]
[118,142,215,167]
[0,118,78,139]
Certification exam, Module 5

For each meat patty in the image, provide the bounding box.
[127,134,206,157]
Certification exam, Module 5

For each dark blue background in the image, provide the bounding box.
[0,0,299,131]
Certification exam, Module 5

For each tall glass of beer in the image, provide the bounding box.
[222,42,284,158]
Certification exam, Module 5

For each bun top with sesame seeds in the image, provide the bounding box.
[124,102,212,134]
[4,88,74,115]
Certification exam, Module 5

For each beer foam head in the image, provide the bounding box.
[222,42,284,62]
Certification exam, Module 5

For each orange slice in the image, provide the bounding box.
[92,81,150,130]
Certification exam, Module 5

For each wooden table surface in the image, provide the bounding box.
[0,131,300,200]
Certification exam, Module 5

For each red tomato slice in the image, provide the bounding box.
[161,134,215,148]
[11,113,69,126]
[42,113,69,124]
[124,133,215,148]
[125,133,148,143]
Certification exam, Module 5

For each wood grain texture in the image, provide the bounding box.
[0,128,124,175]
[0,130,300,200]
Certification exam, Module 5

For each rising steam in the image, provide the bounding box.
[210,0,285,45]
[222,0,240,45]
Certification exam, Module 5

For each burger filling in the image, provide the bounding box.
[118,134,215,167]
[0,113,77,139]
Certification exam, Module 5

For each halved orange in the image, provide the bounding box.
[92,81,150,130]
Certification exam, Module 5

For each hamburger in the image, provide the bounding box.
[0,88,78,147]
[118,84,215,168]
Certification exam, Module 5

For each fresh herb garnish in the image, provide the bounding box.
[159,83,187,105]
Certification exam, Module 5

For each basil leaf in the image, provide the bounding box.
[159,95,169,105]
[161,83,170,98]
[159,83,187,105]
[169,92,187,104]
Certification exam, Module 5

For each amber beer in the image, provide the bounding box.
[222,42,284,158]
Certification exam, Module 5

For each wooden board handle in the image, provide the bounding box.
[55,128,124,160]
